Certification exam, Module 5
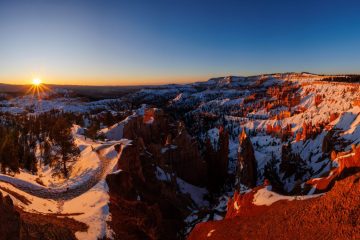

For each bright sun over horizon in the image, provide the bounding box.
[1,1,360,86]
[32,78,42,86]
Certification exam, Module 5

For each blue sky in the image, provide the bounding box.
[0,0,359,85]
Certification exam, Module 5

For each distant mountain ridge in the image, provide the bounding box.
[0,72,337,91]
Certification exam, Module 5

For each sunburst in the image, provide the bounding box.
[25,78,51,100]
[32,78,42,86]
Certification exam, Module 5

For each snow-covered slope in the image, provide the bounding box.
[0,125,129,239]
[0,72,358,239]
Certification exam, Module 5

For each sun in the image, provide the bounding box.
[26,77,51,100]
[32,78,42,86]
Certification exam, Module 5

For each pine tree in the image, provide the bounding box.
[42,140,53,166]
[53,117,80,177]
[263,154,283,192]
[280,141,310,181]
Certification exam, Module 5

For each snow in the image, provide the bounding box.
[63,180,112,240]
[155,166,171,181]
[177,177,209,207]
[1,73,360,238]
[100,105,148,140]
[207,229,216,237]
[253,186,323,206]
[155,166,209,207]
[207,128,219,149]
[100,122,125,141]
[0,95,124,114]
[0,183,58,213]
[0,178,113,240]
[334,111,358,131]
[338,107,360,146]
[0,124,126,240]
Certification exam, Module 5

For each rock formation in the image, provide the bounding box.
[0,192,20,240]
[205,126,229,191]
[171,125,207,186]
[116,140,145,183]
[280,142,309,181]
[189,171,360,240]
[0,191,86,240]
[119,108,207,186]
[107,137,196,239]
[218,127,229,183]
[237,129,257,188]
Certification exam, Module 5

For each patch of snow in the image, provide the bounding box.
[253,186,323,206]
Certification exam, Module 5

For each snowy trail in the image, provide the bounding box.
[0,147,118,201]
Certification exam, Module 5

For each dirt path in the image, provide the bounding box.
[0,146,118,201]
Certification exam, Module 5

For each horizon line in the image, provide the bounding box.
[1,71,358,87]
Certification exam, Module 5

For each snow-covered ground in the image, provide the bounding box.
[0,94,123,114]
[1,73,359,238]
[253,186,323,206]
[0,125,129,240]
[155,166,209,208]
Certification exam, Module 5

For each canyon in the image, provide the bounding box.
[0,72,359,239]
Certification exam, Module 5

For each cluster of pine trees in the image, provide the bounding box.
[83,110,131,139]
[0,111,80,177]
[263,141,312,193]
[322,75,360,83]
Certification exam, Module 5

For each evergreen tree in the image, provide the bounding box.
[280,141,310,181]
[53,117,80,177]
[263,154,283,192]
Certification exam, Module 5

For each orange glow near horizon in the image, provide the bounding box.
[26,78,51,100]
[32,78,42,86]
[0,74,214,86]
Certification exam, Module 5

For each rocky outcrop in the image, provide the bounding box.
[338,144,360,173]
[116,140,145,183]
[0,192,20,239]
[106,107,214,238]
[106,170,163,240]
[107,141,193,240]
[120,108,207,186]
[217,127,229,184]
[205,126,229,191]
[237,129,257,188]
[279,142,309,181]
[122,108,169,145]
[305,144,360,193]
[0,191,86,240]
[225,186,269,219]
[19,212,86,240]
[170,125,207,186]
[106,170,137,201]
[322,130,334,153]
[189,171,360,240]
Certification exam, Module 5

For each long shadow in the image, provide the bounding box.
[0,146,117,200]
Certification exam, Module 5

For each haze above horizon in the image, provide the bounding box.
[1,0,360,86]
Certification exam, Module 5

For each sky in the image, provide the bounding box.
[0,0,360,86]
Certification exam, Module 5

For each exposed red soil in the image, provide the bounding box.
[188,172,360,240]
[306,145,360,193]
[226,186,270,219]
[306,174,337,192]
